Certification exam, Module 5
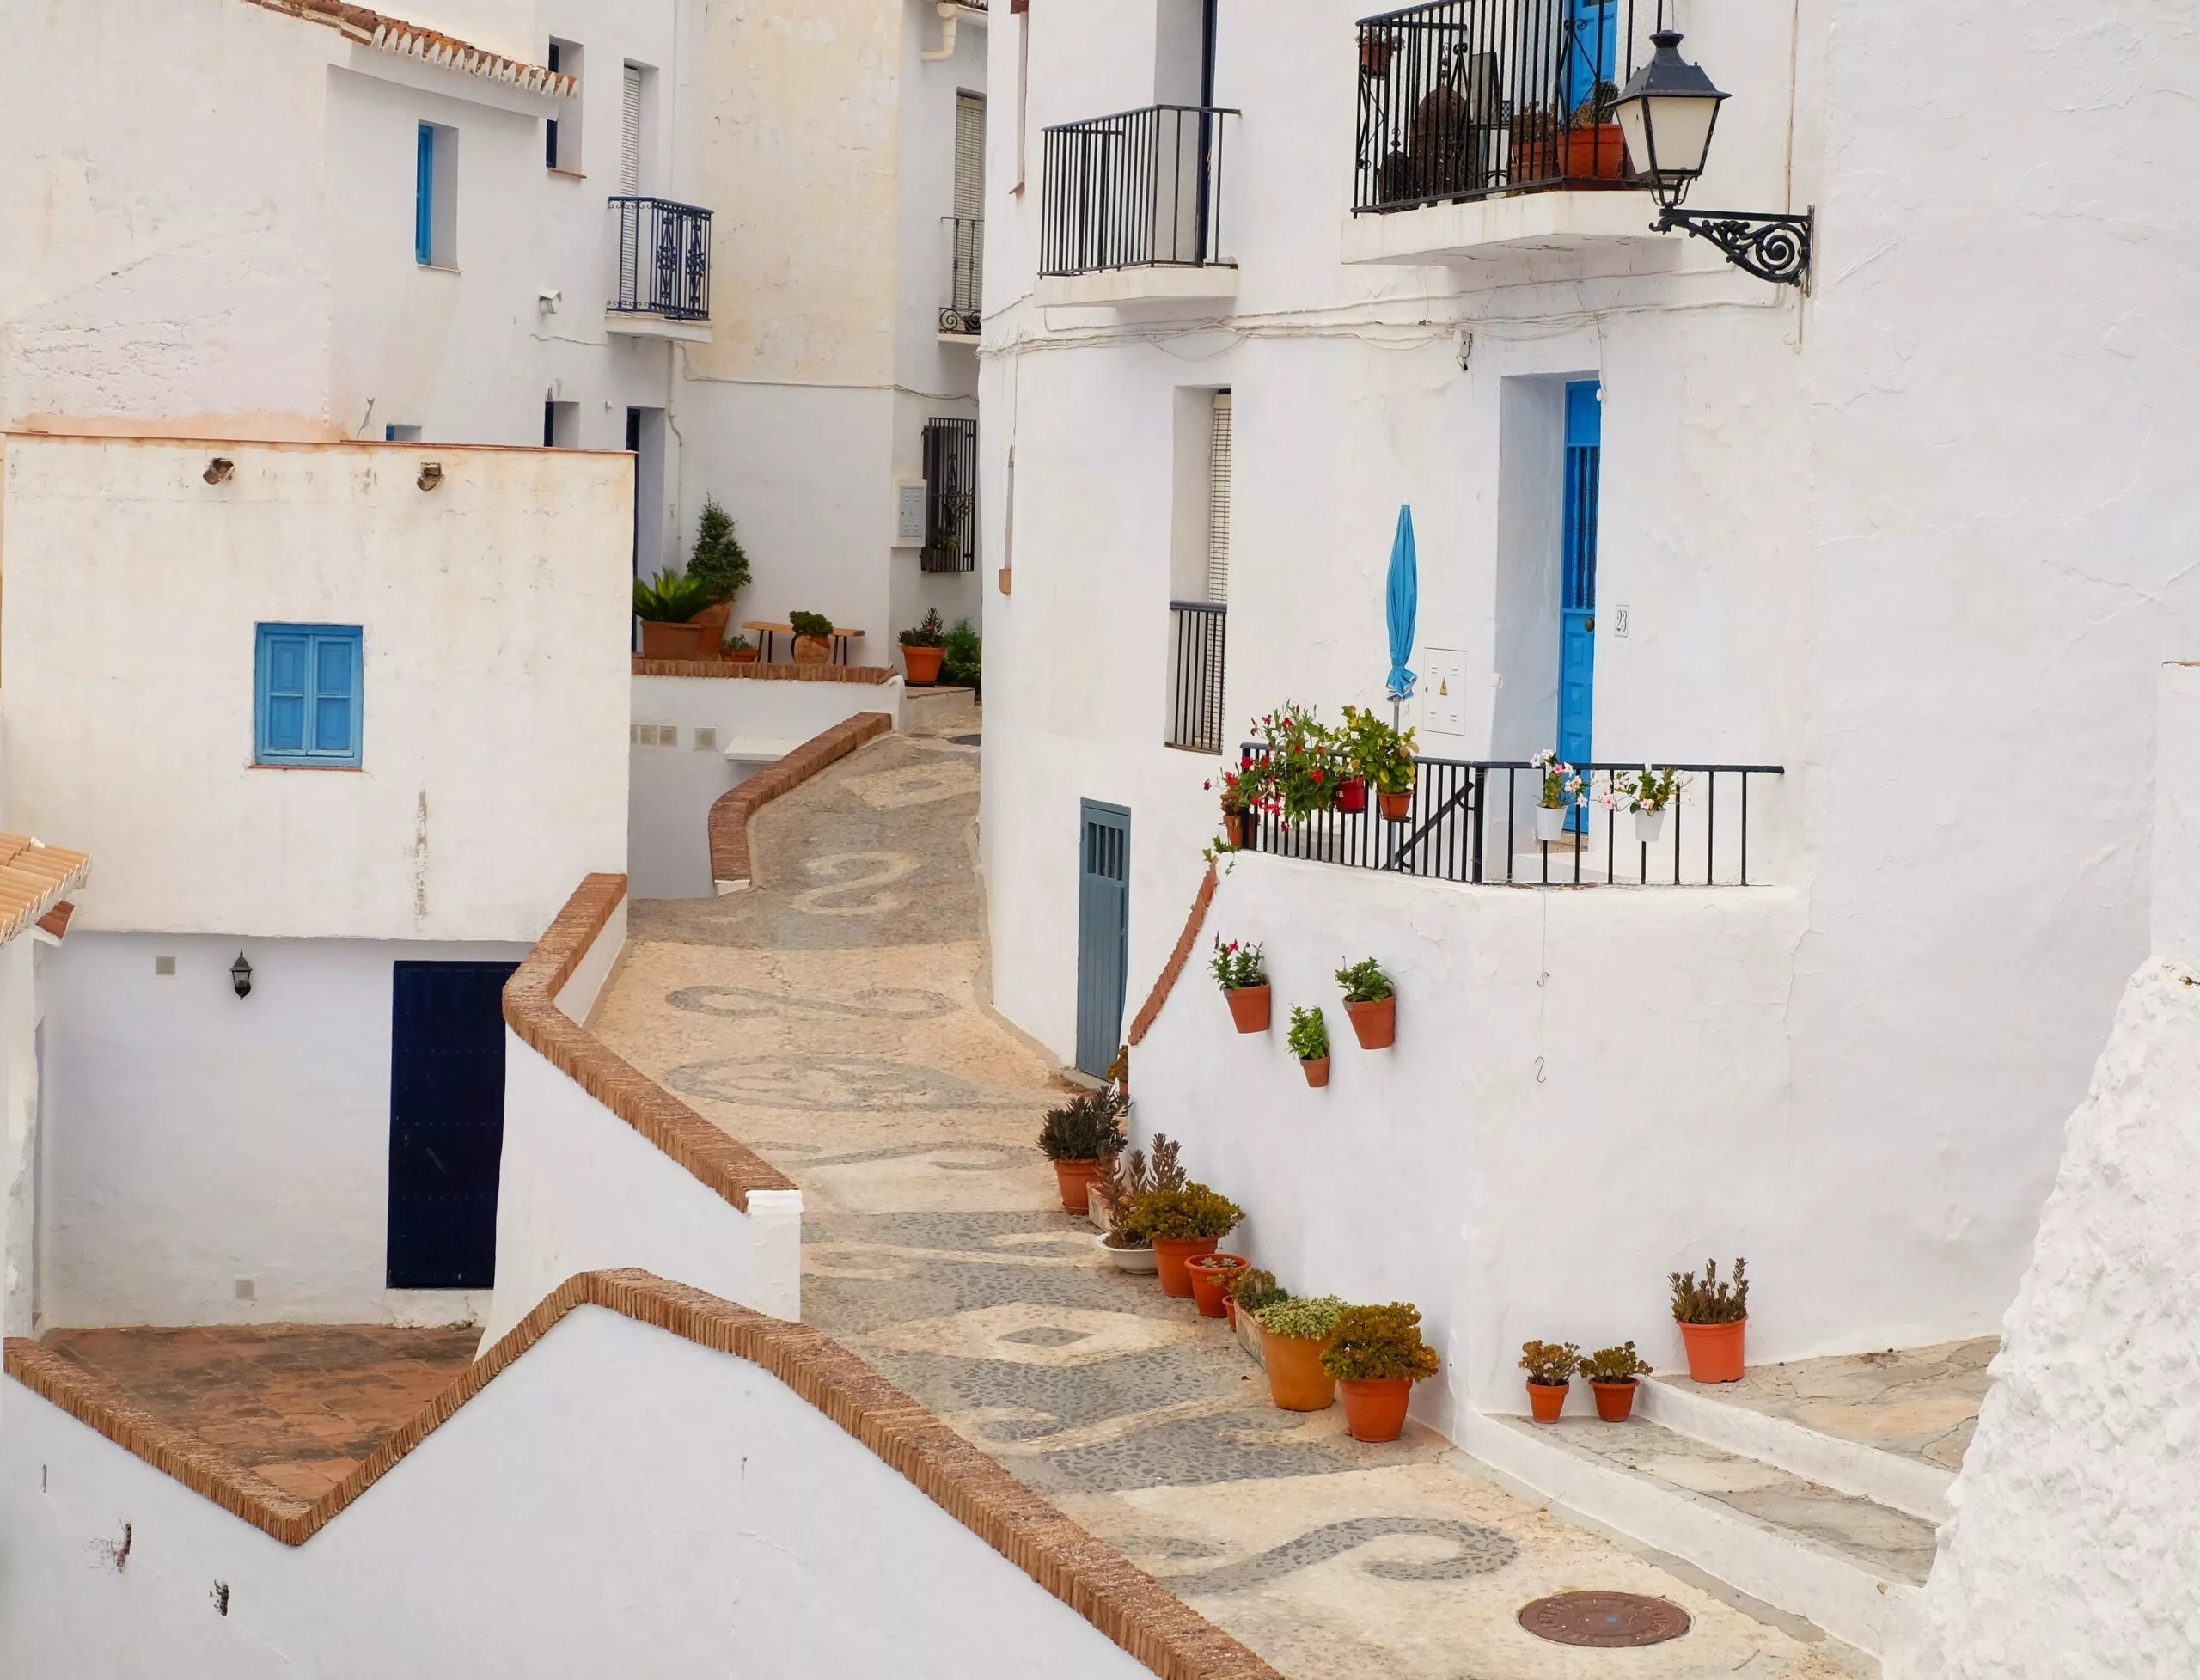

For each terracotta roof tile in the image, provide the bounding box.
[0,835,89,946]
[239,0,577,97]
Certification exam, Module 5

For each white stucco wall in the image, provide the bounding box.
[0,939,44,1338]
[1,1304,1152,1680]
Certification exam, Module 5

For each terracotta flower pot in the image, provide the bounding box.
[1679,1317,1747,1384]
[1592,1378,1640,1422]
[639,620,705,660]
[726,645,761,664]
[1225,983,1271,1033]
[902,643,945,685]
[1222,810,1246,849]
[1336,777,1369,814]
[1152,1235,1220,1298]
[1341,1377,1414,1442]
[687,601,732,652]
[1527,1380,1569,1423]
[1514,121,1629,185]
[1344,995,1396,1050]
[1360,35,1395,77]
[1300,1056,1330,1088]
[1186,1253,1248,1319]
[1051,1158,1102,1215]
[1261,1328,1336,1411]
[792,632,832,664]
[1378,789,1414,822]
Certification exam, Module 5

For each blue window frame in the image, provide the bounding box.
[256,624,364,767]
[415,124,435,264]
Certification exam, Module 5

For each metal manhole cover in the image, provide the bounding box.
[1517,1591,1691,1647]
[950,733,981,745]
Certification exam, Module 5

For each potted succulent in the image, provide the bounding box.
[1579,1341,1653,1421]
[633,568,716,659]
[1671,1257,1750,1383]
[1613,764,1684,845]
[788,608,834,663]
[1038,1087,1127,1214]
[1323,1302,1442,1442]
[1211,937,1270,1033]
[1335,958,1396,1050]
[1531,748,1585,843]
[1128,1179,1245,1298]
[1224,1265,1284,1332]
[1256,1295,1345,1411]
[899,608,947,686]
[1519,1340,1580,1423]
[1185,1252,1250,1318]
[723,632,760,665]
[1341,706,1418,821]
[1091,1139,1161,1272]
[1288,1005,1331,1087]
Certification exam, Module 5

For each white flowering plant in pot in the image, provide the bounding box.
[1609,764,1686,845]
[1530,748,1586,843]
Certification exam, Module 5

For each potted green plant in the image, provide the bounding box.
[1092,1139,1162,1273]
[788,608,834,663]
[633,568,717,659]
[1223,1265,1284,1329]
[1579,1341,1653,1420]
[1206,759,1271,850]
[1341,706,1418,821]
[1252,706,1341,822]
[941,616,981,698]
[1359,29,1396,77]
[1612,764,1684,845]
[1038,1088,1127,1215]
[1128,1181,1245,1298]
[1335,958,1396,1050]
[1519,1340,1580,1423]
[1287,1005,1331,1087]
[1323,1302,1442,1442]
[1531,748,1585,843]
[1211,937,1270,1033]
[722,632,759,665]
[1255,1295,1345,1411]
[683,495,752,652]
[1671,1257,1749,1383]
[1185,1252,1250,1318]
[899,608,947,686]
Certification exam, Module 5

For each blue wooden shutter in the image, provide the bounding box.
[261,632,309,754]
[258,625,363,766]
[415,125,435,263]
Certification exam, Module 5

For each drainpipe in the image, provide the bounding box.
[920,3,961,62]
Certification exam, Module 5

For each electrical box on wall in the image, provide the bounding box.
[895,482,927,546]
[1422,647,1469,736]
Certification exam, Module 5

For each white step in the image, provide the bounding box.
[1459,1409,1929,1658]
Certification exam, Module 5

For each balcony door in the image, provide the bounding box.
[1563,0,1621,112]
[1075,801,1131,1078]
[1558,380,1601,828]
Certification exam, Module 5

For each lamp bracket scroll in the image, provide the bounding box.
[1652,208,1812,289]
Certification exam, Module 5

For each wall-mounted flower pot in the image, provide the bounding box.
[1261,1329,1336,1411]
[1527,1380,1569,1423]
[1152,1235,1220,1298]
[1225,983,1271,1033]
[902,643,944,685]
[1185,1253,1249,1319]
[1534,805,1569,843]
[792,633,832,664]
[1359,34,1395,77]
[1378,790,1414,822]
[1592,1378,1640,1422]
[639,620,705,660]
[1051,1158,1102,1214]
[1300,1055,1330,1088]
[1336,777,1368,814]
[1223,810,1245,849]
[1678,1317,1747,1383]
[1634,808,1668,845]
[1344,995,1396,1050]
[1340,1377,1413,1442]
[1097,1234,1158,1273]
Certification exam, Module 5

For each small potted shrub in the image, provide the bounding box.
[1531,748,1585,843]
[899,608,946,686]
[1335,958,1396,1050]
[633,568,715,659]
[687,495,753,603]
[1288,1005,1331,1087]
[722,632,759,665]
[941,616,981,697]
[1255,1295,1345,1411]
[788,608,834,663]
[1185,1252,1250,1319]
[1323,1302,1441,1442]
[1037,1088,1127,1214]
[1579,1341,1653,1421]
[1519,1340,1580,1423]
[1224,1265,1284,1331]
[1211,937,1270,1033]
[1128,1181,1245,1298]
[1091,1140,1161,1273]
[1206,760,1272,850]
[1613,765,1684,845]
[1341,706,1417,822]
[1671,1257,1750,1383]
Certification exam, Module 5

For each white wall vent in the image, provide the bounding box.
[694,728,718,752]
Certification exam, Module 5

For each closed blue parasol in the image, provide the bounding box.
[1384,505,1418,706]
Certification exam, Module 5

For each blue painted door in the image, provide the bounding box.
[1559,380,1602,829]
[1075,801,1132,1079]
[387,960,519,1289]
[1563,0,1621,112]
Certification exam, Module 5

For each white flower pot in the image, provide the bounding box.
[1097,1235,1158,1273]
[1534,805,1569,843]
[1634,808,1667,845]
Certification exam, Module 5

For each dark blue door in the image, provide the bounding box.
[1559,380,1601,829]
[1075,801,1131,1079]
[387,960,519,1289]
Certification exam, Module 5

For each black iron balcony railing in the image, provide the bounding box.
[1041,105,1238,276]
[608,196,712,321]
[1354,0,1649,214]
[1167,602,1227,753]
[940,216,984,335]
[921,416,978,573]
[1238,751,1783,886]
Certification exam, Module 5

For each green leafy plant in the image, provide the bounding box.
[1093,1145,1152,1249]
[1322,1303,1442,1383]
[1579,1342,1653,1383]
[1335,958,1393,1005]
[1339,706,1418,796]
[788,609,834,638]
[1128,1182,1244,1242]
[1225,1268,1287,1315]
[900,608,946,649]
[1614,765,1684,815]
[1209,937,1267,993]
[1671,1258,1750,1325]
[633,568,718,623]
[1206,758,1272,816]
[1286,1005,1329,1061]
[1255,1295,1345,1342]
[941,617,982,687]
[1250,705,1341,822]
[1519,1341,1581,1387]
[724,632,754,652]
[1037,1088,1127,1162]
[1531,748,1586,811]
[686,496,751,602]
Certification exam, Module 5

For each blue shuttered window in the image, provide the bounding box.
[415,124,435,264]
[257,624,364,767]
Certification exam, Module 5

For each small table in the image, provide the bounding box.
[742,621,867,665]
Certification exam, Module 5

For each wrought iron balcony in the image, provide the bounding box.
[608,196,712,321]
[1354,0,1650,215]
[940,216,984,336]
[1167,603,1227,754]
[1041,105,1238,277]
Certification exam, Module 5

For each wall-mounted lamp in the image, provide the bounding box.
[417,462,444,492]
[1615,31,1812,288]
[203,457,235,485]
[230,950,254,1000]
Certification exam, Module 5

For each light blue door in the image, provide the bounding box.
[1075,801,1131,1078]
[1563,0,1621,111]
[1558,380,1601,829]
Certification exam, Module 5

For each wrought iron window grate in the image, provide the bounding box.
[1167,603,1228,754]
[921,417,979,574]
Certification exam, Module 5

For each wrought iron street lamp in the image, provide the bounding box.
[1613,30,1812,287]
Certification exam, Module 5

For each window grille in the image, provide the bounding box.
[921,417,979,573]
